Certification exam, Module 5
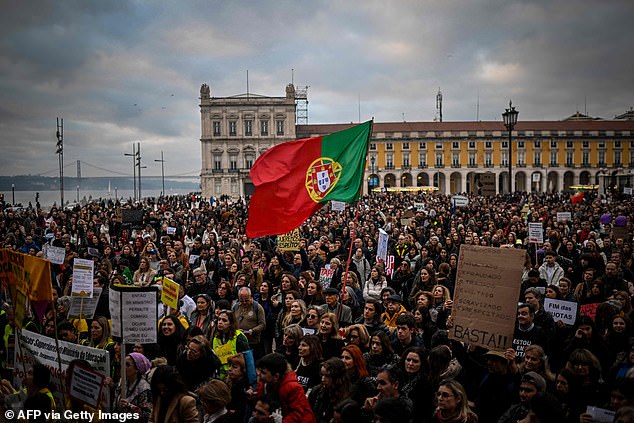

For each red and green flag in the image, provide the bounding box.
[571,190,585,204]
[246,120,373,238]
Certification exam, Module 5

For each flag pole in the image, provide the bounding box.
[339,119,374,324]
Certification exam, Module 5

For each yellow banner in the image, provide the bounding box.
[160,277,179,309]
[0,248,53,302]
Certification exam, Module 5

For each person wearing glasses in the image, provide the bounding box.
[432,379,477,423]
[301,306,323,335]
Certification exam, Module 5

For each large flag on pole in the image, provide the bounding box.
[246,120,373,238]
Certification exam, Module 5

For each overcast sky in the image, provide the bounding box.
[1,0,632,178]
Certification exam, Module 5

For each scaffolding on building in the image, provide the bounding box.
[295,85,309,124]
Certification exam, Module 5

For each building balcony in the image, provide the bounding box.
[566,163,575,168]
[212,168,224,174]
[467,164,477,168]
[402,165,412,170]
[418,164,428,169]
[228,168,240,173]
[451,164,461,168]
[517,163,526,168]
[533,163,542,168]
[549,162,558,167]
[581,163,591,168]
[484,164,494,168]
[597,162,606,167]
[385,165,395,170]
[435,164,445,169]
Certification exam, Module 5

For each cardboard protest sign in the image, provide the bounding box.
[68,288,103,319]
[15,329,110,411]
[72,258,95,298]
[544,298,577,326]
[160,277,180,309]
[319,268,335,289]
[278,228,301,251]
[110,285,159,344]
[450,245,525,351]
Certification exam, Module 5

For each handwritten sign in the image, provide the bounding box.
[450,245,525,351]
[44,245,66,265]
[528,222,544,244]
[167,226,177,235]
[377,229,389,262]
[580,303,599,320]
[278,228,301,251]
[69,364,105,408]
[385,255,395,276]
[319,268,335,289]
[544,298,577,326]
[110,285,159,344]
[68,288,103,319]
[161,277,180,309]
[414,202,425,212]
[72,258,95,298]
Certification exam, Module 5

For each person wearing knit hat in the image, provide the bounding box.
[116,353,153,419]
[197,379,233,422]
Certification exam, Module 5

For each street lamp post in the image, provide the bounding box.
[56,118,64,207]
[12,184,15,205]
[502,101,519,194]
[125,144,136,201]
[155,151,166,197]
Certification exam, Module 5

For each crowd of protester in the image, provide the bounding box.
[0,188,633,423]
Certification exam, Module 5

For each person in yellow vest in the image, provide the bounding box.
[211,310,250,379]
[80,316,115,363]
[381,295,407,333]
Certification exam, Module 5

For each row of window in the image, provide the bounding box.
[212,120,285,137]
[371,149,629,170]
[371,140,628,151]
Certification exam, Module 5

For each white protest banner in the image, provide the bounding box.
[331,201,346,211]
[72,258,94,298]
[414,202,425,212]
[544,298,577,326]
[278,228,301,251]
[557,212,572,222]
[69,363,105,408]
[110,285,159,344]
[528,222,544,244]
[167,226,177,235]
[68,288,102,319]
[450,245,525,351]
[319,268,335,289]
[45,245,66,265]
[377,229,389,262]
[624,187,633,196]
[15,329,110,411]
[189,254,200,265]
[451,195,469,208]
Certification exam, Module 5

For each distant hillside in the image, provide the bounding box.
[0,175,199,191]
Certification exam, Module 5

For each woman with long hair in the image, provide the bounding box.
[189,294,214,336]
[210,310,250,380]
[254,280,277,355]
[430,284,452,325]
[308,357,351,423]
[564,348,609,410]
[362,332,400,377]
[344,324,370,352]
[604,314,632,365]
[281,299,307,330]
[296,335,323,394]
[300,306,323,336]
[519,344,555,386]
[225,354,250,423]
[133,257,157,287]
[319,312,345,360]
[274,289,301,347]
[305,280,326,307]
[276,323,303,368]
[432,379,478,423]
[340,345,375,406]
[364,266,388,302]
[157,315,187,366]
[409,268,437,306]
[81,316,115,362]
[401,347,435,423]
[215,280,234,304]
[150,365,199,423]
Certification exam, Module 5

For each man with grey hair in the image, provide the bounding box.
[234,287,266,358]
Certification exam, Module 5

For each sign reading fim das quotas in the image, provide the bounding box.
[449,245,525,351]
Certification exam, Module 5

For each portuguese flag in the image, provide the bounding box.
[246,120,373,238]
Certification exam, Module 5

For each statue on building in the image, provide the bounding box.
[286,83,295,99]
[200,83,210,99]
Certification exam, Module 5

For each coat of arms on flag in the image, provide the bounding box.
[305,157,342,202]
